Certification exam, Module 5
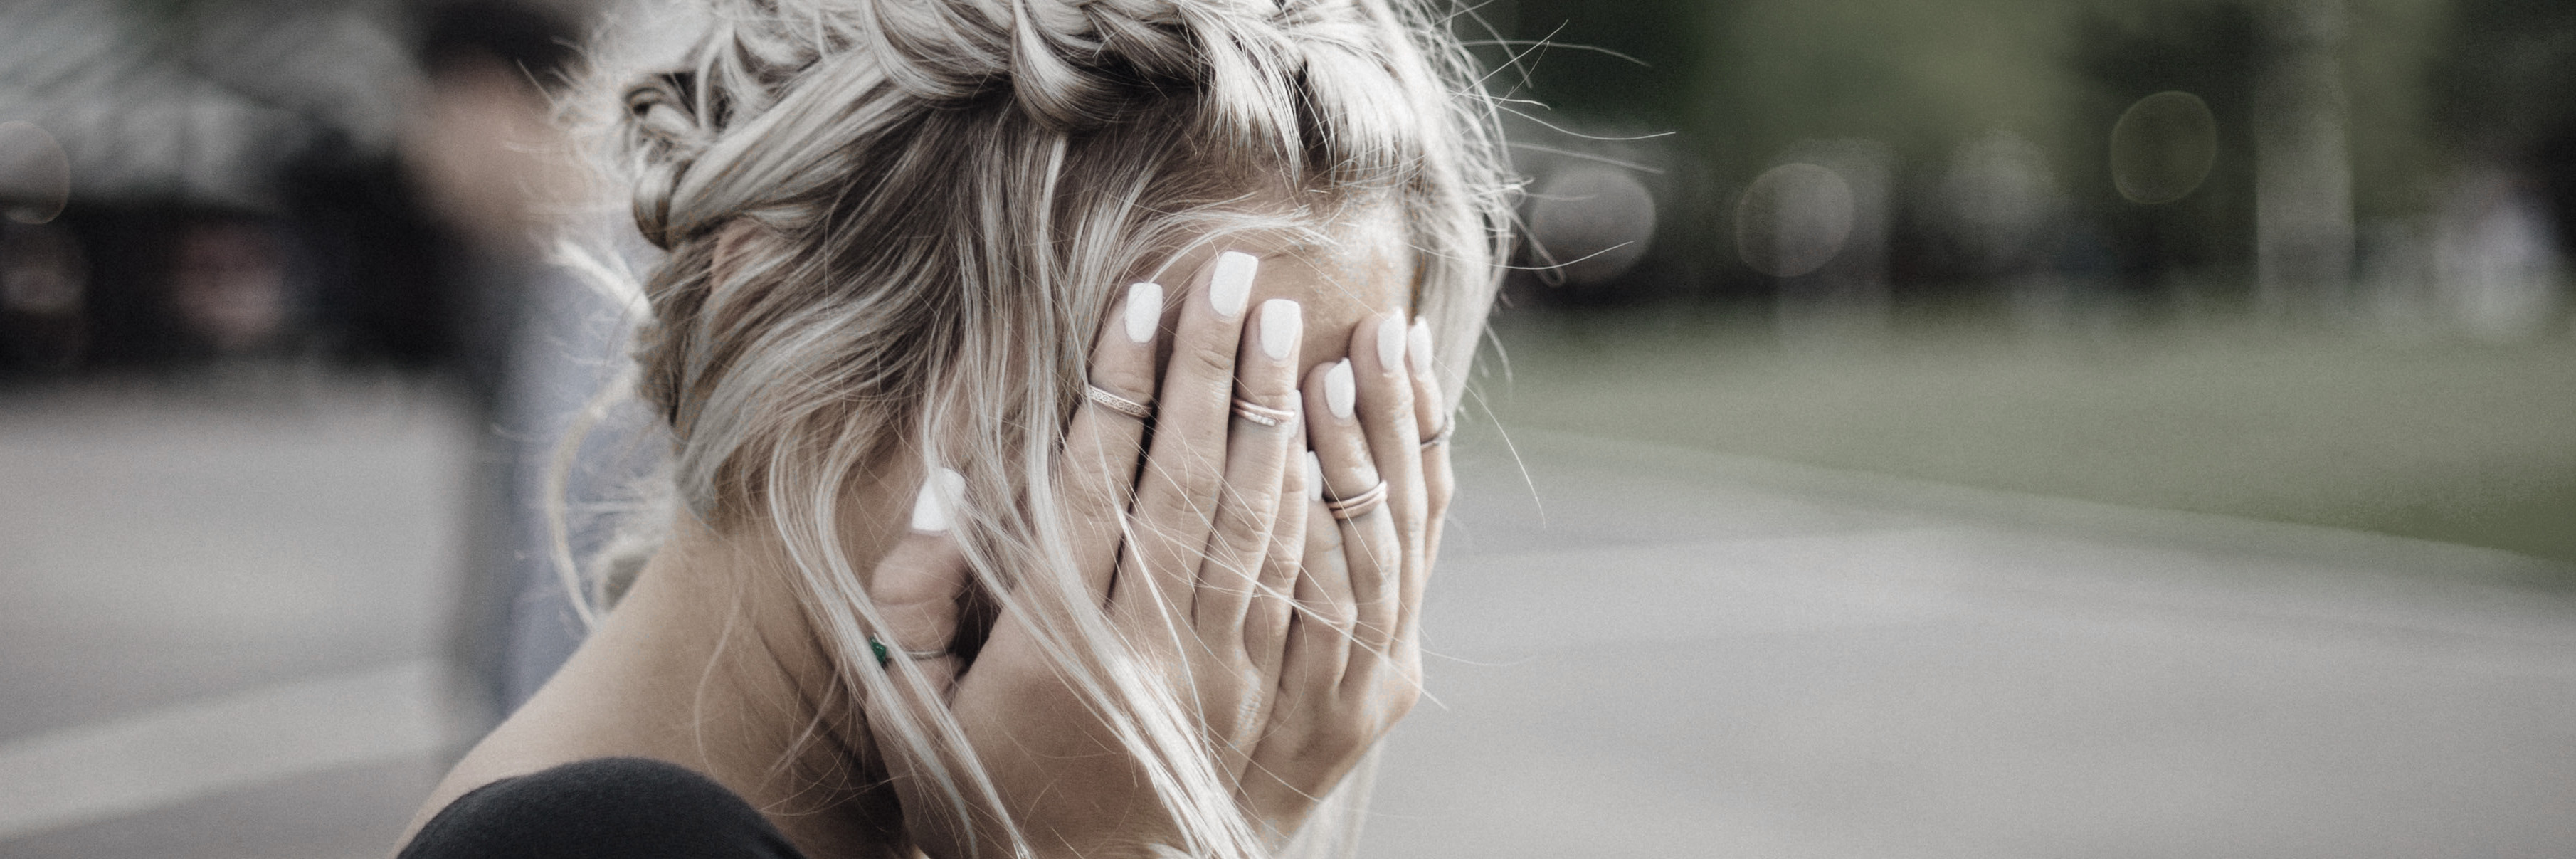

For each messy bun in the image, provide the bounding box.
[570,0,1510,855]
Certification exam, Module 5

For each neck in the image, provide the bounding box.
[414,470,920,858]
[614,516,905,855]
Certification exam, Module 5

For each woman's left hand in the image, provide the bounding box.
[1232,311,1454,843]
[856,254,1454,858]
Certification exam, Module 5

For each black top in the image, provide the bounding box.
[400,757,811,858]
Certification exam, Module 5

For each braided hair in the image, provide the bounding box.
[571,1,1511,855]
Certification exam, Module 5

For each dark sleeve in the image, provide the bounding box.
[399,757,811,859]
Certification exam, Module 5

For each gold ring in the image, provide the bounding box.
[1232,398,1297,428]
[1084,384,1151,420]
[1420,420,1454,450]
[1324,479,1388,520]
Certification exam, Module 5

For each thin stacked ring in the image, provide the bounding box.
[1419,420,1452,450]
[1231,398,1297,428]
[868,633,948,668]
[1324,480,1388,520]
[1084,384,1152,420]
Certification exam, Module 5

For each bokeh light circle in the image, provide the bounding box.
[1526,166,1658,286]
[1735,162,1855,278]
[2108,91,2217,205]
[0,122,70,225]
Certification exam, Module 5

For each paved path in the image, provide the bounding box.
[0,376,465,858]
[2,381,2570,857]
[1369,429,2576,858]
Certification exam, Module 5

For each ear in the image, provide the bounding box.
[710,218,775,285]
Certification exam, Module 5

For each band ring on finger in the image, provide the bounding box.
[1324,479,1389,520]
[867,633,947,668]
[1084,383,1153,420]
[1231,397,1297,428]
[1420,420,1453,450]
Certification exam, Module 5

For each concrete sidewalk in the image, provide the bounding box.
[2,380,2569,857]
[1368,428,2576,858]
[0,376,466,858]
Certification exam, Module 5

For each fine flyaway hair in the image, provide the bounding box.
[564,0,1513,855]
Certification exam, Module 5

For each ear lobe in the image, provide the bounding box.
[711,218,776,285]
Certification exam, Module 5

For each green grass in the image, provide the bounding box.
[1474,308,2576,566]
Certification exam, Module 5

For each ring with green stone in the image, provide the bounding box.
[869,633,945,668]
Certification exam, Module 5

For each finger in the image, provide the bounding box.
[1284,449,1356,688]
[1215,332,1309,784]
[1403,317,1452,645]
[1240,453,1351,836]
[1061,281,1165,605]
[1243,437,1306,690]
[1345,315,1427,692]
[1350,313,1427,570]
[1302,357,1402,660]
[1116,251,1257,636]
[1192,297,1303,647]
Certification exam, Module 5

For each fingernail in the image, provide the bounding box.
[1324,359,1354,420]
[1376,316,1405,376]
[910,467,965,532]
[1210,251,1256,319]
[1408,318,1434,375]
[1124,282,1161,344]
[1260,299,1301,362]
[1306,451,1326,501]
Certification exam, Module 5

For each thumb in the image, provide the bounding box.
[864,468,998,853]
[868,467,971,692]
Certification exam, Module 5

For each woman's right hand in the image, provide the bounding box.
[857,250,1454,858]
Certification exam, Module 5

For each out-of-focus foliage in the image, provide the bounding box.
[1493,0,2515,310]
[2432,0,2576,260]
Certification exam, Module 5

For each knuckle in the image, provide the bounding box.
[1181,336,1236,380]
[1218,482,1279,526]
[1170,473,1223,518]
[1381,377,1415,409]
[1325,601,1359,631]
[1383,680,1422,719]
[1311,717,1368,754]
[1146,450,1223,502]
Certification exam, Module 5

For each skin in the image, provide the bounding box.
[402,201,1455,858]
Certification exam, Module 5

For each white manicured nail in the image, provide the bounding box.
[1306,451,1326,501]
[1376,316,1405,375]
[1324,359,1354,420]
[1408,318,1434,375]
[910,467,965,532]
[1260,299,1300,362]
[1124,282,1161,344]
[1210,251,1256,319]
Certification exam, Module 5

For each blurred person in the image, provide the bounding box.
[406,0,591,256]
[0,222,90,371]
[2433,168,2567,340]
[399,0,591,390]
[165,218,295,356]
[395,0,657,734]
[399,0,1510,858]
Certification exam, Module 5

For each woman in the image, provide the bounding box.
[401,0,1509,855]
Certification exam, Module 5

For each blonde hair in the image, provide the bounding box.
[570,0,1511,855]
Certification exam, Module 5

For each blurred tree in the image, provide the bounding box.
[1495,0,2473,317]
[1498,0,1711,128]
[2062,0,2264,304]
[2432,0,2576,259]
[1687,0,2085,305]
[1491,0,1719,307]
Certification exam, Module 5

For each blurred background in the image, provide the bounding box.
[1,0,2570,856]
